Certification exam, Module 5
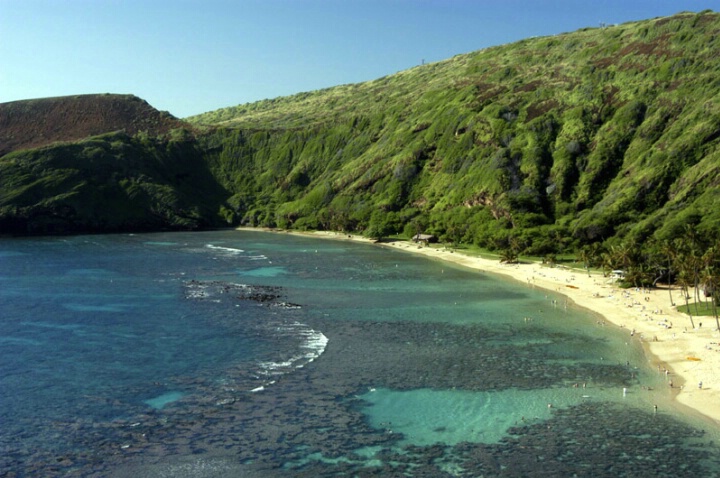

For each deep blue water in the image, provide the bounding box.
[2,237,254,404]
[1,230,719,477]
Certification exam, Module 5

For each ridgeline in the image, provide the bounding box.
[0,94,186,157]
[0,94,223,233]
[2,11,720,259]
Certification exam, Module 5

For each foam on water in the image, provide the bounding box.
[237,266,287,277]
[21,321,84,331]
[65,268,117,277]
[205,244,245,254]
[0,336,42,346]
[3,230,720,476]
[0,250,26,258]
[184,282,212,299]
[64,303,132,312]
[181,279,328,392]
[255,322,328,384]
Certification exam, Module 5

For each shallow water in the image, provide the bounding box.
[1,230,718,477]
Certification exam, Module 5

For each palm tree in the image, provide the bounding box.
[701,245,720,330]
[681,225,705,316]
[605,240,637,284]
[600,251,614,277]
[689,251,703,317]
[588,242,604,274]
[508,236,525,256]
[674,232,703,317]
[660,239,679,306]
[701,268,719,331]
[676,266,697,330]
[500,248,519,264]
[631,260,653,288]
[579,245,592,277]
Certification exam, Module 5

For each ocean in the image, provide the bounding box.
[1,230,719,477]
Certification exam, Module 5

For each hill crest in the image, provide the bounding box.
[3,10,720,245]
[0,94,188,156]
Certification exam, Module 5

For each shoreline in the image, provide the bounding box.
[237,227,720,426]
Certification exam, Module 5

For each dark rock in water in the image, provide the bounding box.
[453,401,714,478]
[184,280,293,307]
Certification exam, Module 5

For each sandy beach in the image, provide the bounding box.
[239,228,720,426]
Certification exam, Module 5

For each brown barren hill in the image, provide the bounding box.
[0,93,189,156]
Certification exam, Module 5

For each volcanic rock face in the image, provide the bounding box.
[0,94,188,156]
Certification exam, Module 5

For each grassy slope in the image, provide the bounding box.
[0,94,229,234]
[188,10,720,251]
[1,12,719,243]
[0,131,228,234]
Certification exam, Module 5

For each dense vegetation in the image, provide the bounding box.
[2,11,720,270]
[187,10,720,256]
[0,94,216,233]
[0,130,226,233]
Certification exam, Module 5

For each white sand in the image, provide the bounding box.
[238,228,720,426]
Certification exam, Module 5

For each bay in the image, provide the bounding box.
[0,230,718,477]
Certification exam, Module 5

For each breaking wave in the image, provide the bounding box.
[183,280,327,393]
[205,244,245,255]
[257,322,329,375]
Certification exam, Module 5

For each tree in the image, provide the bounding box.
[500,248,519,264]
[676,266,697,330]
[600,251,614,277]
[659,239,679,306]
[701,267,719,331]
[579,245,592,277]
[499,234,526,264]
[701,244,720,331]
[365,210,400,242]
[678,224,705,316]
[604,240,637,283]
[587,242,604,272]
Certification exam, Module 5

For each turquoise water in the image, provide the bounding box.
[0,230,718,477]
[362,387,598,446]
[144,391,186,410]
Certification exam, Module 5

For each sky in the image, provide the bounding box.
[1,0,717,118]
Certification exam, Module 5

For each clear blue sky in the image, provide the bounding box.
[0,0,716,118]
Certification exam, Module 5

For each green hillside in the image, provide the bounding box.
[186,10,720,253]
[0,94,228,234]
[0,130,227,234]
[2,10,720,258]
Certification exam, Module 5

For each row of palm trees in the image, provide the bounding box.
[579,226,720,331]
